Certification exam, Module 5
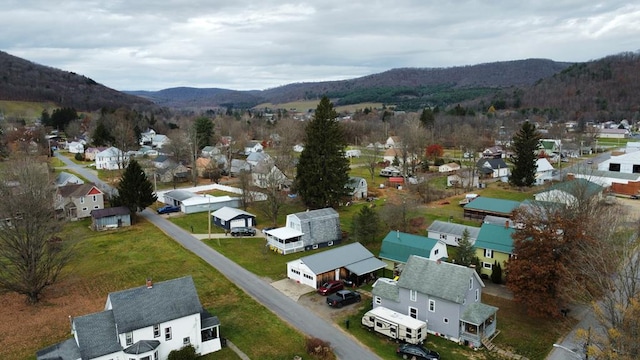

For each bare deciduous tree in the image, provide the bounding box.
[0,158,72,304]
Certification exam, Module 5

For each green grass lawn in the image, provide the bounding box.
[23,219,311,360]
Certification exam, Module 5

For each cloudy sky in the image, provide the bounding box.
[2,1,639,91]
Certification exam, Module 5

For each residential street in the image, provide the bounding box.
[55,152,381,360]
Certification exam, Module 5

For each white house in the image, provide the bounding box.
[439,162,461,173]
[36,276,222,360]
[345,149,362,158]
[426,220,480,247]
[55,171,85,187]
[385,136,402,149]
[244,141,264,155]
[346,176,368,200]
[265,208,341,255]
[95,146,129,170]
[151,134,170,148]
[476,158,509,179]
[534,178,605,206]
[534,158,555,185]
[67,141,85,154]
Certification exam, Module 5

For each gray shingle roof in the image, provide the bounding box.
[461,303,498,325]
[427,220,480,240]
[398,256,482,304]
[108,276,203,334]
[293,207,338,221]
[299,242,378,275]
[371,279,400,302]
[74,310,122,359]
[36,338,81,360]
[91,206,130,219]
[123,340,161,354]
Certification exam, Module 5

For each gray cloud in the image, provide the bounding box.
[2,0,639,91]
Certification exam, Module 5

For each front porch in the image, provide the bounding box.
[265,227,305,255]
[459,303,498,348]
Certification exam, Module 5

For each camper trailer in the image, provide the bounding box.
[362,306,428,344]
[380,167,402,177]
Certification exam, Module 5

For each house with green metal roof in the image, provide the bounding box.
[534,178,605,206]
[474,222,516,279]
[379,230,448,271]
[371,255,498,348]
[463,197,521,221]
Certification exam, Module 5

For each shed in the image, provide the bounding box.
[463,197,520,221]
[286,242,386,289]
[91,207,131,231]
[211,206,256,230]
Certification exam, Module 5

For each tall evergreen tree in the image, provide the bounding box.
[194,117,214,150]
[454,228,476,266]
[92,121,114,146]
[112,160,157,215]
[509,121,541,187]
[295,96,350,208]
[419,107,435,128]
[351,206,381,245]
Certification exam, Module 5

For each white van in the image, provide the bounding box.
[362,306,428,344]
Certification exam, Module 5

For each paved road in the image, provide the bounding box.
[55,152,380,360]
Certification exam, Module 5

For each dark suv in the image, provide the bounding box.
[396,344,440,360]
[230,227,256,237]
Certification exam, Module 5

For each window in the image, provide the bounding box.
[125,332,133,346]
[429,299,435,312]
[153,324,160,338]
[165,327,172,341]
[475,289,479,301]
[328,241,333,246]
[312,244,318,249]
[374,296,381,305]
[469,278,473,289]
[443,318,449,324]
[183,337,190,345]
[82,207,88,212]
[434,249,439,255]
[483,262,493,269]
[154,352,158,360]
[410,289,417,302]
[93,205,100,209]
[484,249,493,258]
[439,234,446,240]
[409,307,418,319]
[80,197,85,204]
[141,356,151,360]
[92,195,97,202]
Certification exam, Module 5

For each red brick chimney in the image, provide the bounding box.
[146,278,153,289]
[505,220,510,228]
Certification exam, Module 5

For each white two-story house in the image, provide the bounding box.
[95,146,129,170]
[36,276,222,360]
[372,256,498,348]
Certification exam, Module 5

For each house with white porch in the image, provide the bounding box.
[95,146,129,170]
[36,276,222,360]
[264,208,341,255]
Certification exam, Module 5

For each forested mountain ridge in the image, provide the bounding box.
[0,50,153,111]
[127,59,572,110]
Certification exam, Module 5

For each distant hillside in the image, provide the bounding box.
[518,52,640,121]
[126,59,572,110]
[0,50,153,111]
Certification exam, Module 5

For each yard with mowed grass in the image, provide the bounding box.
[1,219,310,360]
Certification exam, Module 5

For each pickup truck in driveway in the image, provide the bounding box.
[326,289,361,308]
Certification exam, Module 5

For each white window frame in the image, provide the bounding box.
[443,318,449,324]
[92,195,97,202]
[80,197,85,204]
[469,278,473,290]
[485,249,493,258]
[183,337,190,345]
[165,327,172,341]
[153,324,160,338]
[428,299,435,312]
[483,262,493,269]
[125,332,133,346]
[409,306,418,319]
[434,248,439,255]
[410,289,417,302]
[475,289,479,301]
[374,296,381,305]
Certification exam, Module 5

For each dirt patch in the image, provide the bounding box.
[297,291,370,321]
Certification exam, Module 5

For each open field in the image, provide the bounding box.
[0,219,310,360]
[0,100,57,121]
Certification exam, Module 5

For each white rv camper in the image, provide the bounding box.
[362,306,428,344]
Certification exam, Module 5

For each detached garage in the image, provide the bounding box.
[212,206,256,230]
[287,242,386,289]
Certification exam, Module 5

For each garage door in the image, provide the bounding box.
[230,219,245,228]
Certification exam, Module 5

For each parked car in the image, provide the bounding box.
[396,344,441,360]
[157,205,181,214]
[230,227,256,237]
[317,280,344,296]
[326,289,361,308]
